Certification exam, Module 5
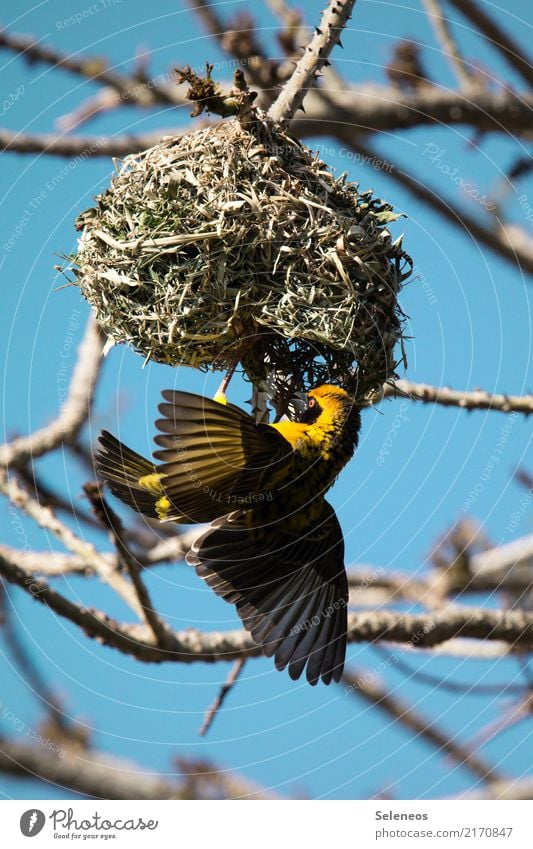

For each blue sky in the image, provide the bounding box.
[0,0,532,800]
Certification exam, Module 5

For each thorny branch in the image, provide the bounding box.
[268,0,357,124]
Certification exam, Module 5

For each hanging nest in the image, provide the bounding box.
[74,116,412,402]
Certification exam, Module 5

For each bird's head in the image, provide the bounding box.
[299,384,354,425]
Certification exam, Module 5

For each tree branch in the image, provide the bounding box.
[0,314,104,468]
[0,737,270,799]
[446,0,533,89]
[83,483,171,646]
[423,0,478,88]
[1,553,533,664]
[382,379,533,413]
[268,0,357,124]
[0,475,143,618]
[343,668,499,782]
[199,659,246,736]
[2,82,532,160]
[0,127,170,157]
[0,29,181,105]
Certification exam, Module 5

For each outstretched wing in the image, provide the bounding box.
[153,390,292,523]
[187,500,348,685]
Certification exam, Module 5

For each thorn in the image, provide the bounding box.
[298,103,306,113]
[323,59,331,67]
[315,27,322,35]
[337,38,344,48]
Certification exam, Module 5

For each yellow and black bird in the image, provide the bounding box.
[94,384,361,685]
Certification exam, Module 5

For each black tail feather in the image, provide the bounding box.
[94,430,161,519]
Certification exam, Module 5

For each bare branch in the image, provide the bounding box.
[268,0,357,124]
[0,737,269,799]
[0,127,171,157]
[0,527,202,577]
[291,84,533,137]
[370,648,529,696]
[423,0,478,88]
[471,534,533,576]
[453,778,533,800]
[0,314,104,468]
[343,668,499,781]
[2,82,532,160]
[188,4,266,71]
[2,553,533,664]
[0,590,67,729]
[0,475,143,618]
[381,379,533,414]
[446,0,533,89]
[199,659,246,736]
[0,29,181,105]
[83,482,171,646]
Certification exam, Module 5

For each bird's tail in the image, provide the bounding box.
[94,430,166,519]
[187,502,348,685]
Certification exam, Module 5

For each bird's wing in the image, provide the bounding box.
[95,431,165,519]
[187,500,348,685]
[153,390,292,523]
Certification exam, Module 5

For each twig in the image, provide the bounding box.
[199,659,246,736]
[0,590,67,729]
[453,778,533,800]
[268,0,357,124]
[17,464,100,530]
[0,29,181,105]
[382,379,533,414]
[370,646,528,696]
[342,667,499,782]
[0,527,202,577]
[0,314,104,468]
[422,0,478,88]
[468,693,533,748]
[471,533,533,576]
[0,473,143,618]
[83,482,170,646]
[0,128,173,157]
[0,737,268,799]
[446,0,533,88]
[1,553,533,664]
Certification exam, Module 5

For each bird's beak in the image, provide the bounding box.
[288,391,308,419]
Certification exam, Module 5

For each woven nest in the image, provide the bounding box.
[74,118,412,401]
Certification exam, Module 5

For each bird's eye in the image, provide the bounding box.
[308,397,316,408]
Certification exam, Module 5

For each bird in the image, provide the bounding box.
[94,384,361,685]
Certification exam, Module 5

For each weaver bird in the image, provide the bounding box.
[94,385,361,685]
